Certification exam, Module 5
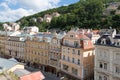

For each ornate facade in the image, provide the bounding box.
[95,34,120,80]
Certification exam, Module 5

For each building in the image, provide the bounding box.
[48,32,65,76]
[3,23,20,31]
[103,2,120,15]
[37,17,43,23]
[99,29,116,37]
[91,30,100,44]
[43,14,52,22]
[60,29,94,80]
[23,26,39,35]
[5,36,25,61]
[95,34,120,80]
[52,12,60,17]
[0,31,6,57]
[0,58,24,73]
[25,35,50,71]
[13,69,45,80]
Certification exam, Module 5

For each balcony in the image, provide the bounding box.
[50,58,58,61]
[62,43,81,48]
[97,57,110,62]
[49,49,61,53]
[94,67,110,75]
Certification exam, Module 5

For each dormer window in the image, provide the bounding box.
[115,42,120,46]
[101,39,106,45]
[117,42,119,46]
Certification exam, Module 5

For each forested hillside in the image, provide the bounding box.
[17,0,120,31]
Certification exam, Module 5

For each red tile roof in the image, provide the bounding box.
[82,40,94,50]
[78,34,90,39]
[20,71,45,80]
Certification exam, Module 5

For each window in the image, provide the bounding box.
[68,56,70,61]
[84,69,88,76]
[74,41,79,47]
[72,49,75,54]
[15,51,17,56]
[78,59,80,65]
[63,55,65,60]
[78,50,80,55]
[72,58,74,63]
[70,35,73,37]
[104,76,107,80]
[99,76,102,80]
[9,50,11,55]
[63,64,68,71]
[68,48,70,53]
[104,63,107,70]
[72,68,78,75]
[117,42,119,46]
[99,62,103,68]
[116,66,120,73]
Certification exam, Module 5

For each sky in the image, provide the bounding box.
[0,0,79,22]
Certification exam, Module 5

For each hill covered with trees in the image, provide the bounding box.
[17,0,120,32]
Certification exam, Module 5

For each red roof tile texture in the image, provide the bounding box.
[20,71,45,80]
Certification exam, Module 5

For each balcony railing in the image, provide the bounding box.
[94,67,110,75]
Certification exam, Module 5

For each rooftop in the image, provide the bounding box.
[0,58,19,73]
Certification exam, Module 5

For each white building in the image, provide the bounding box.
[95,34,120,80]
[23,26,39,35]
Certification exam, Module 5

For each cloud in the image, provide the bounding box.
[0,0,61,22]
[0,2,11,11]
[18,0,61,11]
[0,8,35,22]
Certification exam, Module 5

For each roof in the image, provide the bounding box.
[8,58,18,62]
[13,69,30,77]
[113,34,120,39]
[99,29,116,36]
[96,34,113,45]
[20,71,45,80]
[0,58,19,73]
[79,34,90,40]
[81,40,94,50]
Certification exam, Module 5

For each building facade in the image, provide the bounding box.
[95,34,120,80]
[25,36,49,71]
[60,29,94,80]
[5,36,25,60]
[0,33,6,57]
[48,36,61,76]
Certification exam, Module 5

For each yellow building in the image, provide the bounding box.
[5,36,25,61]
[60,29,94,80]
[0,34,6,57]
[25,36,49,71]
